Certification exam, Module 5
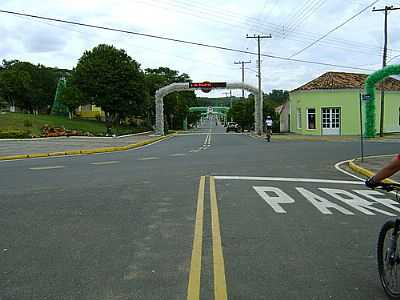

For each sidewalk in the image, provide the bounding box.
[350,154,400,183]
[0,132,170,159]
[251,133,360,142]
[250,132,400,143]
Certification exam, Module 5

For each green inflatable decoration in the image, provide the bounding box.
[51,77,69,116]
[364,64,400,137]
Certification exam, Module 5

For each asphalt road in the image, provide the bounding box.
[1,120,400,300]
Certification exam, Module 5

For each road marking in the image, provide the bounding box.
[320,188,396,216]
[29,166,64,170]
[207,130,212,146]
[254,186,295,214]
[296,187,354,215]
[210,176,228,300]
[334,160,365,181]
[170,153,186,157]
[90,161,119,165]
[187,176,205,300]
[251,186,399,216]
[214,176,364,185]
[138,157,159,161]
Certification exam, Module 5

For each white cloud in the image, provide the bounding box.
[0,0,399,97]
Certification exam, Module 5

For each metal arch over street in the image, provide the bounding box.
[155,82,263,135]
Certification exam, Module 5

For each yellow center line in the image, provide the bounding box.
[187,176,206,300]
[210,176,228,300]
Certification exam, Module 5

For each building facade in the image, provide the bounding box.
[287,72,400,135]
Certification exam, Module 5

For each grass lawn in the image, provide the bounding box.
[0,112,149,138]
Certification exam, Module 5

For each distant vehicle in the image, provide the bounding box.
[226,122,240,133]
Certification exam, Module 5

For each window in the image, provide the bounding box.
[307,108,316,129]
[297,108,302,129]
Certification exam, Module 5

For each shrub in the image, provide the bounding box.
[23,119,33,127]
[0,130,32,139]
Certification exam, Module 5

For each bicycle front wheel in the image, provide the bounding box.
[378,220,400,299]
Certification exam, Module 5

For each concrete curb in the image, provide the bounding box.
[0,134,175,161]
[348,158,398,184]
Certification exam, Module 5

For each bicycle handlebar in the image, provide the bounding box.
[374,182,400,192]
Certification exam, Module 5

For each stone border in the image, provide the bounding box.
[348,157,398,184]
[0,134,175,161]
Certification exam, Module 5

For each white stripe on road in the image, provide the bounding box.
[203,134,209,146]
[170,153,186,157]
[213,176,364,185]
[29,166,64,170]
[91,161,120,165]
[138,157,160,161]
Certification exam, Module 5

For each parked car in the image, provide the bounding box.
[226,122,240,133]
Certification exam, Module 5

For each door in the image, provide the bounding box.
[322,108,340,135]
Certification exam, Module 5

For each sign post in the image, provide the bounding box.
[359,93,371,162]
[359,93,364,162]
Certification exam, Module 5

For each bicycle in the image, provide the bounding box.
[372,182,400,299]
[265,128,272,142]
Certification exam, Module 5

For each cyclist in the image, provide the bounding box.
[265,116,273,141]
[365,154,400,188]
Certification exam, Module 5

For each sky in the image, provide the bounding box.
[1,0,400,97]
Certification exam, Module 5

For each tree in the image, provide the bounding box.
[144,67,197,130]
[73,44,145,127]
[264,90,289,107]
[0,60,59,114]
[58,76,86,119]
[0,62,33,112]
[227,99,254,131]
[31,64,59,114]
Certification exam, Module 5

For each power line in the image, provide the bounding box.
[284,0,326,37]
[247,34,272,135]
[244,0,270,59]
[234,60,252,98]
[142,0,396,56]
[388,54,400,63]
[12,10,242,75]
[290,0,380,58]
[0,9,377,72]
[282,0,317,31]
[372,5,400,137]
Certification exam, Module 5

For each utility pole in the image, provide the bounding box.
[246,34,272,135]
[372,5,400,137]
[234,60,251,99]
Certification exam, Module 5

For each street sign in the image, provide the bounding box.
[189,81,227,93]
[362,94,371,101]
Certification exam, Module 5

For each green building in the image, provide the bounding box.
[286,72,400,135]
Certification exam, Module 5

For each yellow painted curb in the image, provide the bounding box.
[48,151,67,157]
[65,150,82,155]
[27,153,49,158]
[0,154,29,161]
[0,134,175,161]
[348,159,398,184]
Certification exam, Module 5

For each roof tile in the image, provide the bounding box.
[292,71,400,92]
